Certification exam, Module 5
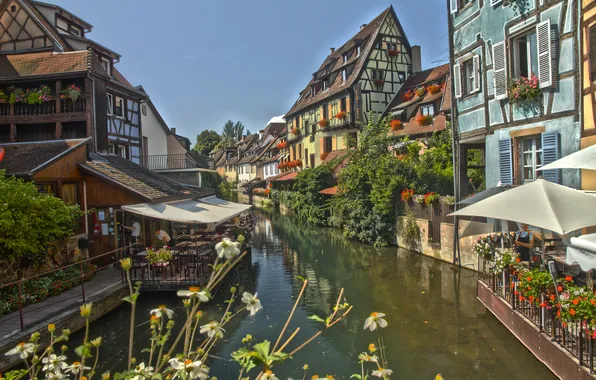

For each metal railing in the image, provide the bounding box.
[480,258,595,373]
[0,245,127,332]
[142,154,198,170]
[328,111,351,128]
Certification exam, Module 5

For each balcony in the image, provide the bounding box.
[142,154,198,170]
[0,97,88,123]
[327,111,352,129]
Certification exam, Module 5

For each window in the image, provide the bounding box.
[322,105,328,120]
[421,104,435,116]
[372,70,384,80]
[324,137,333,153]
[341,97,347,112]
[311,124,316,135]
[462,59,475,95]
[114,96,124,117]
[61,183,78,205]
[106,94,113,115]
[512,30,538,79]
[521,136,542,183]
[68,24,82,37]
[311,86,317,97]
[343,54,349,64]
[141,104,147,116]
[116,145,127,158]
[375,41,383,49]
[388,43,397,51]
[357,45,361,56]
[398,71,406,82]
[322,79,329,90]
[305,148,308,164]
[590,25,596,81]
[36,183,55,195]
[100,57,111,76]
[342,69,347,82]
[310,153,315,168]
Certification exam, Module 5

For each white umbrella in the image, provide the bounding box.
[566,233,596,270]
[538,143,596,171]
[449,179,596,235]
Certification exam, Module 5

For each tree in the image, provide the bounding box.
[221,120,246,146]
[234,121,245,140]
[0,171,83,266]
[193,130,221,155]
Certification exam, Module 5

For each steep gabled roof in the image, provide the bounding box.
[0,51,89,79]
[0,138,90,176]
[31,1,93,31]
[286,6,410,117]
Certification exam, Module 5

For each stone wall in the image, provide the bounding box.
[397,217,481,271]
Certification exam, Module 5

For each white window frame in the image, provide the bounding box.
[106,93,113,115]
[101,57,111,76]
[462,58,475,95]
[357,46,361,57]
[114,96,124,118]
[521,136,543,183]
[342,69,347,82]
[322,79,328,90]
[421,104,435,116]
[343,54,348,64]
[511,30,538,79]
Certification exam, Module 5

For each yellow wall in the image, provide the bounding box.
[582,1,596,190]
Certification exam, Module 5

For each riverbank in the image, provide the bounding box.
[0,268,126,372]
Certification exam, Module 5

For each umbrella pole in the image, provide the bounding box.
[540,227,546,271]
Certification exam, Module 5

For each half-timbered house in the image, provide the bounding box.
[581,0,596,190]
[0,0,146,162]
[283,6,418,168]
[448,0,581,197]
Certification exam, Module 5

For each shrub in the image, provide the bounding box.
[400,212,421,252]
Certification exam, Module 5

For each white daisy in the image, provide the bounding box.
[5,342,35,360]
[199,321,225,339]
[177,286,210,302]
[364,312,388,331]
[150,305,174,319]
[131,362,154,380]
[372,368,393,378]
[241,292,262,316]
[215,238,240,259]
[169,358,209,379]
[42,354,68,373]
[65,361,90,375]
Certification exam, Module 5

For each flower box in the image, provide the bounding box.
[403,90,414,102]
[415,87,426,98]
[427,84,441,95]
[335,111,347,120]
[318,119,329,128]
[508,75,542,105]
[291,127,299,136]
[374,79,385,87]
[390,120,402,131]
[387,49,399,57]
[415,114,433,127]
[60,84,82,102]
[401,188,414,202]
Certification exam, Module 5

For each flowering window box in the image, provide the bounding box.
[387,49,399,57]
[415,87,426,98]
[403,90,414,101]
[318,119,329,128]
[374,79,385,87]
[390,120,402,131]
[415,115,433,127]
[508,75,542,105]
[335,111,347,120]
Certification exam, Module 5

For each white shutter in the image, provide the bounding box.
[536,19,553,88]
[450,0,458,14]
[453,63,462,99]
[473,55,481,92]
[492,41,508,100]
[490,0,503,6]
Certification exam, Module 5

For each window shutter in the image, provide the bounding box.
[490,0,502,5]
[492,41,508,100]
[450,0,458,14]
[453,63,462,99]
[536,19,553,88]
[499,139,513,185]
[541,132,561,183]
[590,26,596,81]
[473,55,481,92]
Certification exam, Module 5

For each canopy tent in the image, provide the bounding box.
[458,183,512,205]
[122,196,252,225]
[450,179,596,235]
[459,219,519,239]
[565,234,596,271]
[538,143,596,171]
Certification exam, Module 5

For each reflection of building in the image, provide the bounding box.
[448,0,580,198]
[283,6,417,169]
[581,0,596,190]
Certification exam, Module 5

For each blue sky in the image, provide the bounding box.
[52,0,449,141]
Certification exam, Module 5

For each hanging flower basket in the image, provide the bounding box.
[400,189,414,202]
[415,114,433,127]
[390,120,402,131]
[335,111,347,120]
[403,89,414,102]
[374,79,385,87]
[0,89,7,103]
[423,192,439,206]
[320,152,329,161]
[387,49,399,57]
[508,75,542,105]
[415,87,426,98]
[427,84,441,95]
[291,127,299,136]
[318,119,329,128]
[60,84,82,102]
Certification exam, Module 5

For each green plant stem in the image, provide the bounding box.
[80,317,90,380]
[272,279,308,352]
[183,306,191,356]
[90,346,100,376]
[187,315,201,357]
[125,269,135,371]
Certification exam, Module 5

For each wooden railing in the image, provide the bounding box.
[0,97,88,118]
[142,154,198,170]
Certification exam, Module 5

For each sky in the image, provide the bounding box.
[52,0,449,142]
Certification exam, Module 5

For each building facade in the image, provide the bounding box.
[448,0,581,197]
[283,6,417,168]
[581,0,596,190]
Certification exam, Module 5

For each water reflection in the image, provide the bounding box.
[72,211,556,379]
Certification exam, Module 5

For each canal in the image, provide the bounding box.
[72,211,556,379]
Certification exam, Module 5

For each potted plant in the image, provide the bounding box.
[427,84,441,95]
[291,127,299,136]
[146,247,173,266]
[318,119,329,128]
[374,79,385,87]
[320,152,329,161]
[415,114,433,127]
[60,84,82,102]
[403,89,414,101]
[415,87,426,98]
[423,191,439,206]
[390,120,402,131]
[335,111,347,120]
[0,89,7,103]
[387,49,399,57]
[400,188,414,202]
[508,75,542,105]
[9,87,26,104]
[473,236,492,261]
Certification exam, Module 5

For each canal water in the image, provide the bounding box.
[71,211,556,379]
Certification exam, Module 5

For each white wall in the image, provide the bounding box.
[263,162,279,179]
[238,164,253,183]
[142,104,168,156]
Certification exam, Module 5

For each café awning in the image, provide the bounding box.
[122,196,252,225]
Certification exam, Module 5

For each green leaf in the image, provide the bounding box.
[3,370,28,380]
[308,315,325,323]
[350,375,363,380]
[122,296,133,304]
[253,340,270,360]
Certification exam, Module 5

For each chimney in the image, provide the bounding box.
[411,45,422,73]
[171,127,177,135]
[330,47,335,54]
[360,24,367,30]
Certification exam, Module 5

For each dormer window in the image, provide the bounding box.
[343,54,349,64]
[322,79,329,90]
[100,57,111,76]
[357,45,361,56]
[311,86,317,97]
[68,24,82,37]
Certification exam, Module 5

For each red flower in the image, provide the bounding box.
[570,309,576,316]
[403,90,415,101]
[514,290,519,295]
[565,276,573,282]
[532,256,539,262]
[557,286,563,292]
[557,309,561,317]
[390,120,402,131]
[528,296,535,302]
[572,299,579,305]
[426,84,441,95]
[510,282,515,289]
[549,294,556,301]
[526,276,532,282]
[515,258,521,263]
[591,299,596,306]
[539,302,547,308]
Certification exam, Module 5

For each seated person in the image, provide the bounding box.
[515,223,535,262]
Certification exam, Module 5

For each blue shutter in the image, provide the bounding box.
[499,139,513,185]
[541,132,561,183]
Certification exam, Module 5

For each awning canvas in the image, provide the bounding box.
[122,196,252,225]
[538,143,596,171]
[566,233,596,270]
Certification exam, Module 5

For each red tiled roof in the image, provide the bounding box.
[385,64,450,114]
[322,149,349,164]
[270,171,298,182]
[389,113,448,138]
[0,51,90,78]
[286,6,409,117]
[319,186,338,195]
